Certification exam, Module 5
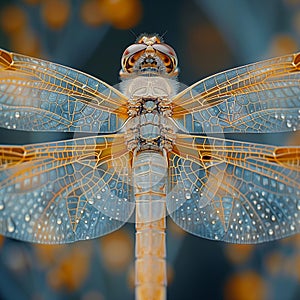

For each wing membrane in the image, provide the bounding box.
[0,135,134,243]
[167,134,300,243]
[172,53,300,134]
[0,49,128,133]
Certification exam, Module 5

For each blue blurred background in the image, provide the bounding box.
[0,0,300,299]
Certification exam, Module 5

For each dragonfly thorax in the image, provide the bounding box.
[127,97,172,116]
[124,97,176,153]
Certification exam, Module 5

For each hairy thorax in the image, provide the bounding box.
[121,75,178,153]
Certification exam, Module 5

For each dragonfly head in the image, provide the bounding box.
[120,34,178,77]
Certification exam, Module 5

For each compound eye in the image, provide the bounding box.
[152,43,178,73]
[122,43,147,58]
[152,43,177,58]
[121,43,147,73]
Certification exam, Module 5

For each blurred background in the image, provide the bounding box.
[0,0,300,299]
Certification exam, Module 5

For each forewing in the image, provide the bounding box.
[0,135,134,243]
[167,134,300,243]
[0,49,128,133]
[172,53,300,134]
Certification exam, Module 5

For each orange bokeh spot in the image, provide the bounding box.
[35,244,67,268]
[80,0,105,27]
[294,253,300,281]
[46,243,91,292]
[283,0,300,6]
[10,28,41,57]
[41,0,70,30]
[127,264,135,290]
[187,24,231,76]
[100,229,133,272]
[168,218,185,237]
[280,235,298,245]
[287,131,300,146]
[224,244,254,265]
[268,33,298,57]
[35,242,91,292]
[224,271,267,300]
[290,233,300,247]
[51,251,88,291]
[0,235,4,248]
[47,267,65,291]
[99,0,142,29]
[167,263,174,285]
[0,5,27,34]
[264,251,284,276]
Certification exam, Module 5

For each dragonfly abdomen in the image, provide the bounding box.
[133,151,167,300]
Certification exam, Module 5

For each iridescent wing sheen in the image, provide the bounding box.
[167,134,300,243]
[0,49,128,133]
[172,53,300,134]
[0,135,134,243]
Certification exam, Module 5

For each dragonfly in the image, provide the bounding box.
[0,34,300,300]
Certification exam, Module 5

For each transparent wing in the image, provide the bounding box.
[0,49,128,133]
[167,134,300,243]
[0,135,134,243]
[172,53,300,134]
